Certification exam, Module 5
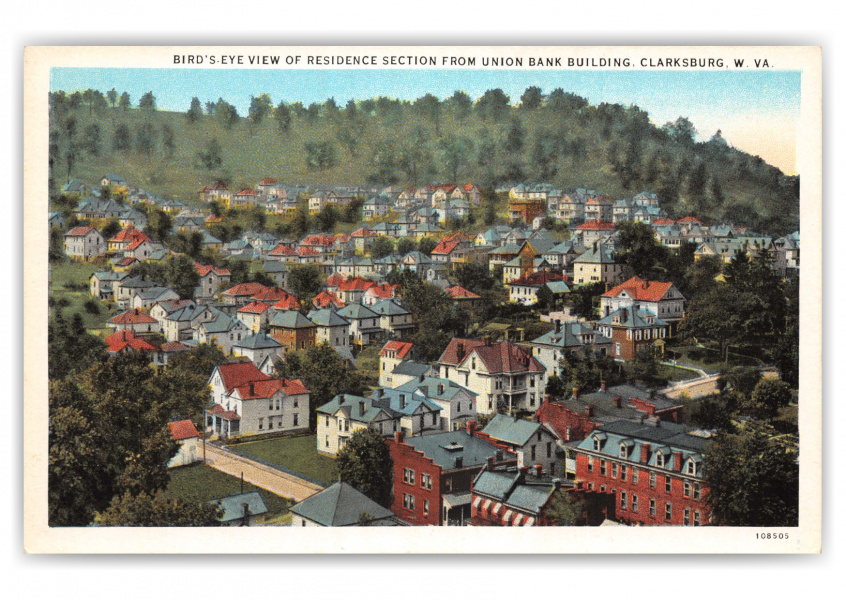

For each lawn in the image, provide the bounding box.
[49,258,113,335]
[233,434,338,486]
[164,463,293,525]
[664,342,762,372]
[656,364,700,383]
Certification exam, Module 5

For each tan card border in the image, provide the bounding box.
[23,45,822,553]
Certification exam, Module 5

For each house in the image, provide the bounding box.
[394,376,478,433]
[131,286,180,310]
[152,301,214,342]
[194,264,231,301]
[156,340,190,367]
[596,305,669,361]
[573,220,617,247]
[232,331,285,368]
[337,277,377,305]
[195,311,251,354]
[105,329,159,355]
[470,466,559,526]
[213,491,268,526]
[379,341,416,387]
[316,393,402,456]
[63,226,106,260]
[481,414,562,477]
[600,276,686,324]
[506,270,568,306]
[206,361,309,438]
[107,226,150,255]
[569,419,710,526]
[261,260,289,289]
[268,311,317,352]
[107,308,161,334]
[100,173,127,188]
[222,282,270,306]
[361,283,399,306]
[445,285,481,309]
[363,196,389,220]
[529,320,613,378]
[534,383,686,449]
[386,425,516,526]
[312,289,346,310]
[508,197,546,224]
[307,309,352,360]
[370,299,415,337]
[48,211,67,228]
[167,420,202,468]
[337,303,383,346]
[437,338,547,415]
[573,242,624,286]
[289,482,404,527]
[90,270,128,301]
[236,301,272,333]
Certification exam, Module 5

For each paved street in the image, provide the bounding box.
[203,444,324,502]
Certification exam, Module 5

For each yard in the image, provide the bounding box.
[164,463,293,525]
[232,434,338,486]
[664,342,763,373]
[49,258,112,335]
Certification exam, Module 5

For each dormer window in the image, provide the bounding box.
[593,436,601,451]
[686,458,697,476]
[656,452,665,468]
[619,444,628,459]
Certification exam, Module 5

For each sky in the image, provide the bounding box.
[50,68,802,174]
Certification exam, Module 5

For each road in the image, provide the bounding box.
[661,375,721,400]
[203,444,324,502]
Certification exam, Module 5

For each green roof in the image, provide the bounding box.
[482,414,545,447]
[289,481,396,526]
[269,311,316,329]
[213,491,268,522]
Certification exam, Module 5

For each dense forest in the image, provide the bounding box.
[48,86,800,235]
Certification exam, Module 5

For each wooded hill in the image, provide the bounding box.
[48,87,800,235]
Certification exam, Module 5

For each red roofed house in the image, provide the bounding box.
[362,283,400,306]
[508,198,546,225]
[600,276,686,323]
[337,277,376,305]
[437,338,548,415]
[312,290,345,310]
[222,282,270,306]
[105,329,159,354]
[64,226,106,260]
[198,181,229,203]
[167,420,202,468]
[108,308,161,334]
[430,238,464,264]
[379,340,415,387]
[194,263,231,301]
[584,196,614,222]
[445,285,481,310]
[574,220,617,246]
[108,226,151,255]
[506,271,567,306]
[237,301,271,333]
[229,188,259,209]
[207,361,310,439]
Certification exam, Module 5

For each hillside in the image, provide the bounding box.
[48,90,800,235]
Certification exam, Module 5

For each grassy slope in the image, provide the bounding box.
[51,101,798,233]
[231,434,338,485]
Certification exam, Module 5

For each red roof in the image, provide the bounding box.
[224,282,269,297]
[272,296,302,311]
[109,226,150,244]
[508,271,566,287]
[65,226,96,237]
[301,234,337,247]
[439,338,544,374]
[431,239,460,255]
[236,188,258,195]
[126,238,150,251]
[269,243,297,256]
[438,338,488,365]
[115,257,137,267]
[575,220,617,231]
[237,301,270,315]
[234,377,309,399]
[325,272,347,288]
[108,309,158,325]
[381,340,414,358]
[168,419,200,441]
[105,329,158,352]
[297,246,321,257]
[215,361,271,394]
[208,404,240,421]
[365,283,398,299]
[194,263,231,277]
[602,276,674,303]
[445,285,481,299]
[586,196,613,205]
[652,217,675,226]
[338,277,377,292]
[677,216,703,224]
[252,288,293,303]
[351,227,376,238]
[312,290,345,309]
[161,341,189,353]
[259,178,278,185]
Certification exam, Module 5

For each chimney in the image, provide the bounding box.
[359,401,366,416]
[573,386,580,399]
[674,451,683,471]
[419,373,425,383]
[454,456,463,469]
[399,394,406,409]
[395,431,405,443]
[641,442,651,463]
[487,456,495,469]
[614,395,622,408]
[467,420,477,434]
[535,464,543,477]
[135,308,139,315]
[519,466,529,476]
[555,319,561,333]
[457,342,465,360]
[339,395,345,404]
[585,405,595,418]
[600,380,606,392]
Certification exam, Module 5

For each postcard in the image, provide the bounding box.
[24,45,821,553]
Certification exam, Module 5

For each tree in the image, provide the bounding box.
[396,237,417,256]
[453,262,496,295]
[287,263,324,300]
[144,208,172,243]
[371,236,395,259]
[248,93,272,132]
[544,489,586,525]
[166,255,200,299]
[315,204,339,232]
[48,312,107,380]
[187,97,203,123]
[504,117,525,153]
[418,237,437,256]
[616,220,670,280]
[304,141,338,170]
[107,88,118,107]
[688,394,737,432]
[119,92,131,112]
[569,282,604,320]
[475,88,510,121]
[705,428,799,526]
[447,90,472,120]
[544,375,567,401]
[82,124,101,156]
[520,85,543,109]
[217,100,239,130]
[438,136,474,182]
[97,490,223,526]
[337,429,394,508]
[138,91,156,111]
[628,346,660,384]
[662,116,697,145]
[161,123,176,158]
[113,124,132,152]
[101,217,122,240]
[749,378,792,420]
[196,138,223,171]
[413,93,441,134]
[719,366,762,397]
[136,122,157,154]
[275,101,292,133]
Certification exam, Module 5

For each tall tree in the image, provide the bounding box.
[447,90,472,120]
[161,123,176,158]
[275,101,292,133]
[438,136,474,181]
[187,97,203,123]
[97,491,223,526]
[135,122,157,155]
[520,85,543,109]
[107,88,118,107]
[248,93,272,132]
[138,91,156,111]
[119,91,131,112]
[113,123,133,152]
[475,88,511,121]
[336,429,394,508]
[413,93,441,134]
[196,138,223,171]
[82,124,102,157]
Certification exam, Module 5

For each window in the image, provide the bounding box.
[665,476,672,494]
[403,468,415,485]
[268,420,273,430]
[684,507,691,526]
[619,444,628,459]
[694,511,701,526]
[621,465,627,481]
[421,473,432,490]
[403,494,415,510]
[632,495,638,513]
[587,458,594,473]
[293,399,299,408]
[593,437,601,451]
[665,502,672,521]
[649,471,656,489]
[258,418,264,430]
[600,461,607,476]
[656,452,665,468]
[686,459,697,476]
[531,445,536,461]
[445,478,453,492]
[632,469,639,484]
[694,483,701,501]
[325,436,329,448]
[293,414,298,426]
[621,491,627,510]
[269,401,274,410]
[649,498,656,516]
[423,499,429,516]
[684,481,691,498]
[612,463,618,478]
[547,442,553,458]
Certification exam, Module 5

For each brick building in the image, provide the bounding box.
[568,419,711,526]
[386,424,516,526]
[595,305,669,361]
[268,311,317,352]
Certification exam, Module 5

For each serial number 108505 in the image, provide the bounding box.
[756,533,789,540]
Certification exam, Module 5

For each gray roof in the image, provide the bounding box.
[402,429,504,471]
[307,308,350,327]
[472,469,555,514]
[596,306,668,329]
[482,414,546,447]
[395,376,475,401]
[289,482,396,526]
[213,491,268,522]
[390,361,433,378]
[337,303,378,320]
[531,321,610,349]
[370,299,410,316]
[269,311,316,329]
[235,331,283,350]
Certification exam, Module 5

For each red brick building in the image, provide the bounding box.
[569,419,711,526]
[386,424,516,526]
[595,305,669,361]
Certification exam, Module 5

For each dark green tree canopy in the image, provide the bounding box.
[337,429,394,508]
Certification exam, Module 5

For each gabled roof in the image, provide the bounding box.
[370,299,410,316]
[400,429,508,471]
[235,331,283,350]
[574,220,617,231]
[472,469,555,515]
[237,301,270,315]
[269,310,315,329]
[194,263,231,277]
[312,290,345,309]
[381,340,414,358]
[445,285,481,299]
[307,308,350,327]
[507,270,566,288]
[288,481,396,526]
[531,321,610,348]
[602,276,678,303]
[223,282,269,297]
[214,492,267,523]
[574,243,617,264]
[105,329,158,352]
[482,414,549,447]
[214,361,269,393]
[337,303,378,320]
[169,419,200,441]
[596,306,668,329]
[65,226,99,237]
[108,308,158,325]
